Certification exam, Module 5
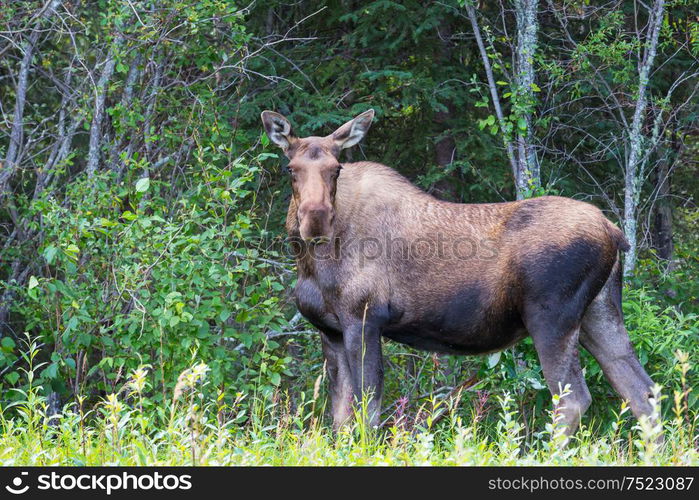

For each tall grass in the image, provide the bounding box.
[0,334,696,466]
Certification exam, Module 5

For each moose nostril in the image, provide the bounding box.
[300,205,329,218]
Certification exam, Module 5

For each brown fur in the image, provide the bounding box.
[262,110,657,435]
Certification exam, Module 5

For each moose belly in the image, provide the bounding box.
[382,287,527,355]
[295,274,527,354]
[382,318,527,355]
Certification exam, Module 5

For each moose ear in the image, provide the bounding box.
[332,109,375,150]
[261,111,295,151]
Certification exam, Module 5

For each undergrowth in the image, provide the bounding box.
[0,333,696,466]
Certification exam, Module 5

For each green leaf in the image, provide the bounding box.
[256,152,277,161]
[531,82,541,92]
[44,362,59,379]
[43,245,58,265]
[518,117,527,131]
[64,316,79,334]
[28,276,39,290]
[135,177,150,193]
[65,244,80,258]
[100,217,117,227]
[1,337,16,351]
[4,372,19,385]
[487,352,501,368]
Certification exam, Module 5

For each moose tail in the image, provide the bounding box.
[605,220,630,252]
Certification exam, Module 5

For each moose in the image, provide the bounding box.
[261,109,658,436]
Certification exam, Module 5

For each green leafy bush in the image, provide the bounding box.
[4,157,293,404]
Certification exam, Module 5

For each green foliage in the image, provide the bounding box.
[6,156,293,403]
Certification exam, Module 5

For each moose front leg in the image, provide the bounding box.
[343,321,384,428]
[319,331,354,430]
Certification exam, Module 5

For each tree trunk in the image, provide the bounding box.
[86,39,122,179]
[35,64,74,198]
[137,57,163,210]
[466,3,519,191]
[622,0,665,277]
[514,0,540,196]
[110,52,142,174]
[0,0,61,200]
[467,0,539,200]
[653,160,673,262]
[653,124,678,265]
[433,20,458,199]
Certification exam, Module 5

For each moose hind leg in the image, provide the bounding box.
[526,313,592,436]
[580,274,656,421]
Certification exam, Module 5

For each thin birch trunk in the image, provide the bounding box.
[35,64,73,198]
[467,1,540,200]
[110,52,142,173]
[514,0,540,196]
[622,0,665,277]
[85,38,122,179]
[466,3,519,187]
[137,57,163,210]
[0,0,61,199]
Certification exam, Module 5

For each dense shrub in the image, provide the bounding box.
[2,156,294,404]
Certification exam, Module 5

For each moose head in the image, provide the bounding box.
[261,109,375,242]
